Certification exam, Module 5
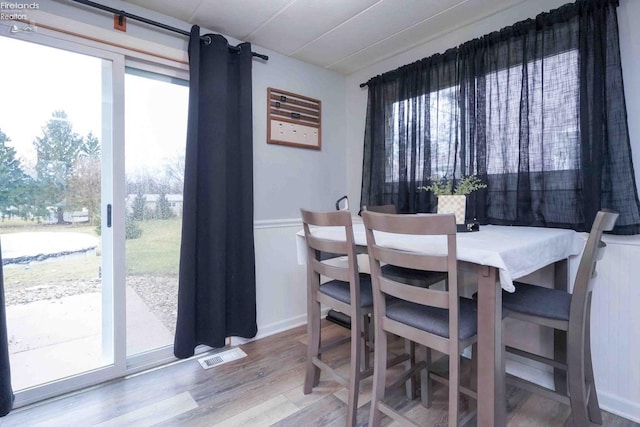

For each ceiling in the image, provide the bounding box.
[124,0,524,75]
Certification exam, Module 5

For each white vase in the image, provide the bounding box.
[437,195,466,224]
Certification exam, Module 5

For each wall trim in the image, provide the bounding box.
[254,215,363,230]
[602,234,640,247]
[599,392,640,423]
[254,218,301,229]
[232,309,330,346]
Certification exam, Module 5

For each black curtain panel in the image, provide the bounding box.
[174,26,257,358]
[361,0,640,235]
[1,241,14,417]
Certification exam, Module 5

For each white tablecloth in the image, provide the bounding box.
[296,222,585,292]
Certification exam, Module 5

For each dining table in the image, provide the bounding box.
[296,219,585,426]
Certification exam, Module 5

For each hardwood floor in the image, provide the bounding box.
[1,321,637,426]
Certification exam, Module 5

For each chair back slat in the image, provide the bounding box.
[364,212,455,236]
[371,244,448,272]
[305,234,349,256]
[379,276,450,309]
[312,258,351,282]
[302,209,351,227]
[363,204,397,214]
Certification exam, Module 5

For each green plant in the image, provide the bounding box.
[420,175,487,196]
[155,192,174,220]
[125,214,142,240]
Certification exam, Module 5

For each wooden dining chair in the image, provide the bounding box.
[363,205,448,289]
[300,209,410,427]
[501,210,618,426]
[362,211,478,427]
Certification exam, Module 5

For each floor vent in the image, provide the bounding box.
[197,347,247,370]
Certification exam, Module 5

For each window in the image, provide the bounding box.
[362,0,640,233]
[484,49,580,174]
[389,85,460,183]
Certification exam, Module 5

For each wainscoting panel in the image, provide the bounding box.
[589,236,640,422]
[253,218,308,340]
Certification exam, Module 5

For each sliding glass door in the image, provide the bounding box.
[0,32,188,406]
[124,66,188,358]
[0,35,117,396]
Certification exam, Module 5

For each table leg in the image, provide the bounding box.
[476,265,506,427]
[554,259,569,395]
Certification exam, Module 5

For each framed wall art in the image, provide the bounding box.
[267,87,321,150]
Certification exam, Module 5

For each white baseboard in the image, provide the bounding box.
[599,392,640,424]
[506,359,639,423]
[231,309,331,346]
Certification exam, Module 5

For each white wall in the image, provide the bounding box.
[252,52,346,220]
[344,0,640,422]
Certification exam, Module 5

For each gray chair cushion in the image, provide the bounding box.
[319,273,373,307]
[381,264,447,287]
[502,282,571,321]
[385,297,478,340]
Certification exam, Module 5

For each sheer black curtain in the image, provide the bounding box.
[1,241,14,417]
[174,27,257,358]
[361,0,640,234]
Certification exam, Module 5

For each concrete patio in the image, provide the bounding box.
[6,287,173,391]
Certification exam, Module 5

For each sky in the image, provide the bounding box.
[0,35,188,176]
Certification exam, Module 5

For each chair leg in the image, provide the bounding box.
[584,307,602,424]
[423,347,433,408]
[470,343,478,391]
[346,311,363,427]
[567,336,590,427]
[304,299,321,393]
[555,329,568,395]
[405,340,418,399]
[449,347,460,427]
[369,329,389,427]
[361,314,371,370]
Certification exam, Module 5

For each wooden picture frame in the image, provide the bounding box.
[267,87,321,150]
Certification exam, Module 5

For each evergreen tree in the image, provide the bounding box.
[131,191,146,220]
[125,214,142,239]
[155,192,173,219]
[82,131,101,158]
[0,129,31,218]
[33,110,84,223]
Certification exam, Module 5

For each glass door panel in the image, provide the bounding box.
[124,68,188,356]
[0,36,112,390]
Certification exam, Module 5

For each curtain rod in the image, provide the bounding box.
[70,0,269,61]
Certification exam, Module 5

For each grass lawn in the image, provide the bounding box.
[2,256,101,290]
[1,218,182,289]
[125,218,182,276]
